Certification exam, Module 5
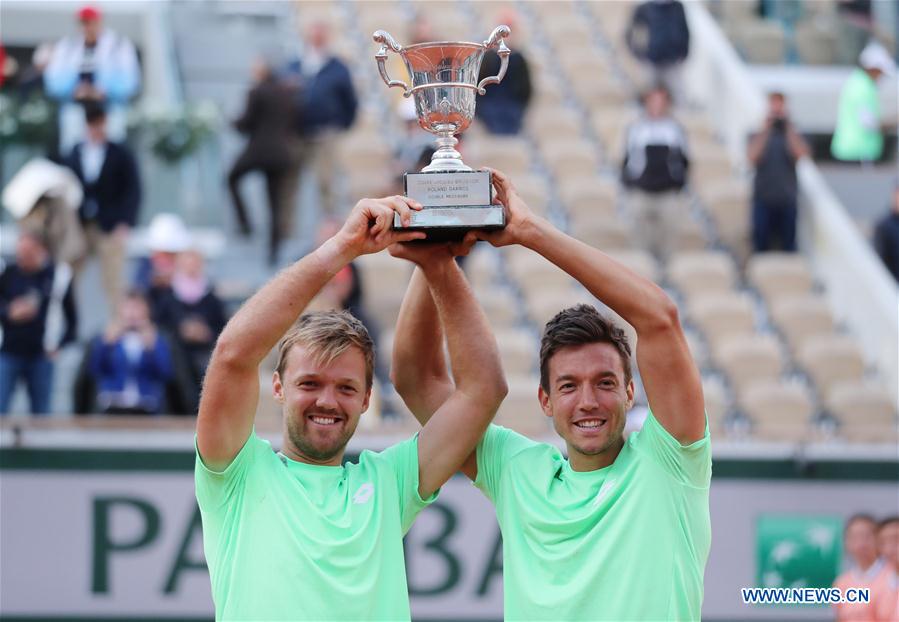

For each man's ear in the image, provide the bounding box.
[272,371,285,403]
[361,386,372,414]
[538,385,552,419]
[625,379,635,410]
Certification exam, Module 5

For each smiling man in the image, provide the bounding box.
[393,169,710,621]
[195,196,506,621]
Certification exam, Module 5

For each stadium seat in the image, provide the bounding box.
[543,140,602,180]
[559,177,618,220]
[827,381,898,443]
[494,375,550,436]
[605,249,660,283]
[713,333,785,399]
[702,375,730,435]
[468,137,532,176]
[667,251,739,299]
[797,335,866,399]
[575,219,635,252]
[746,252,815,303]
[740,379,816,441]
[769,294,836,354]
[687,292,756,344]
[495,328,540,377]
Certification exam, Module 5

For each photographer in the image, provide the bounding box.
[747,92,810,253]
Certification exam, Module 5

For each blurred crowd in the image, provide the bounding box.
[834,514,899,621]
[0,0,897,419]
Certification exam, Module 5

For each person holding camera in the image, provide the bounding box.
[747,92,810,253]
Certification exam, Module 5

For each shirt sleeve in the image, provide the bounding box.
[194,431,262,512]
[377,435,438,534]
[474,424,538,503]
[633,410,711,488]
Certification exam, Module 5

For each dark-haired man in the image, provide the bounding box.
[195,196,506,620]
[393,168,709,620]
[64,104,141,314]
[873,516,899,621]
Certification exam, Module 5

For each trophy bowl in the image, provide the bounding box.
[373,26,511,237]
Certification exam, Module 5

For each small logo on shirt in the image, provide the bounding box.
[593,478,617,507]
[353,482,374,505]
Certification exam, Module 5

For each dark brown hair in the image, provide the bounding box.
[539,304,633,392]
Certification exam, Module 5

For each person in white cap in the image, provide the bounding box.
[831,40,896,163]
[133,213,192,317]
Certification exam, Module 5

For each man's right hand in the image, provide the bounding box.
[388,233,478,267]
[335,196,427,257]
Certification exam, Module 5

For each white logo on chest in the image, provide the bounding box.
[593,478,617,507]
[353,482,374,505]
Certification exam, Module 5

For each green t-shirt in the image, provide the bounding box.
[195,432,437,621]
[475,412,711,621]
[831,68,883,161]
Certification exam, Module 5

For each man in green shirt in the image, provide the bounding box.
[831,41,896,162]
[393,169,710,621]
[195,196,507,620]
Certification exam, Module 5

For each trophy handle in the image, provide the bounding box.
[373,30,411,97]
[477,25,512,95]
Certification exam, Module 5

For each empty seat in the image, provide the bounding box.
[560,177,617,220]
[713,333,785,399]
[827,381,897,425]
[769,294,836,354]
[746,252,814,302]
[667,251,739,299]
[797,335,865,398]
[494,375,551,436]
[575,219,635,251]
[468,137,532,175]
[543,141,601,180]
[688,292,756,344]
[740,379,815,441]
[530,107,582,139]
[496,329,540,377]
[513,176,552,215]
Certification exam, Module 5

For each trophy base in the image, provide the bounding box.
[392,206,505,240]
[398,170,503,240]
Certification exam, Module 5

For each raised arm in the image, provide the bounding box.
[197,197,424,471]
[389,243,507,495]
[479,169,705,444]
[390,268,454,422]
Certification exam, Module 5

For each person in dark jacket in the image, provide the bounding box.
[286,21,357,216]
[89,290,172,414]
[621,85,690,259]
[153,249,226,408]
[0,230,77,415]
[64,103,141,314]
[873,184,899,282]
[228,56,302,265]
[626,0,690,99]
[747,92,810,252]
[476,10,532,135]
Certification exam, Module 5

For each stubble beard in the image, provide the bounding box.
[286,409,355,462]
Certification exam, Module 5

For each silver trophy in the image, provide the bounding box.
[374,25,511,236]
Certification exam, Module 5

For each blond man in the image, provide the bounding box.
[195,196,506,620]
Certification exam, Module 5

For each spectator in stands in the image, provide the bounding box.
[65,104,141,314]
[43,5,140,154]
[835,1,875,65]
[228,55,302,266]
[2,157,86,265]
[873,516,899,621]
[89,290,172,415]
[0,230,77,415]
[625,0,690,100]
[286,21,357,216]
[133,212,192,317]
[476,9,532,135]
[621,85,690,259]
[873,183,899,281]
[833,514,890,621]
[154,249,226,408]
[831,41,896,163]
[747,92,810,253]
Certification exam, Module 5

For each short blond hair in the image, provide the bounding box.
[276,311,375,388]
